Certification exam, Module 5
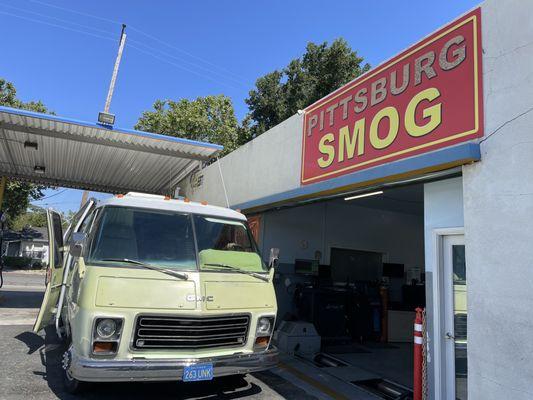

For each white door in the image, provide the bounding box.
[442,234,467,400]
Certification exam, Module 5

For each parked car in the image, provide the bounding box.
[34,192,279,393]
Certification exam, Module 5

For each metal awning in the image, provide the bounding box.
[0,106,222,194]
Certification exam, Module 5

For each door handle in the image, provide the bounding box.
[445,332,455,340]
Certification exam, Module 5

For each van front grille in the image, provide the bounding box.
[133,315,250,350]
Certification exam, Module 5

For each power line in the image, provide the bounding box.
[28,0,120,25]
[0,10,115,42]
[128,43,241,90]
[128,25,245,81]
[32,188,69,201]
[128,37,247,87]
[0,2,116,37]
[2,3,248,89]
[26,0,247,83]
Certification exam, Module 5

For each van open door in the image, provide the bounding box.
[54,199,95,338]
[33,210,64,332]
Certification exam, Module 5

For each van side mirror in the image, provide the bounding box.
[69,232,87,258]
[268,248,280,269]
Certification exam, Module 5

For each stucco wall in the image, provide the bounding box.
[180,114,303,207]
[462,1,533,398]
[423,177,464,399]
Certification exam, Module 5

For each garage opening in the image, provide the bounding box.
[265,183,426,393]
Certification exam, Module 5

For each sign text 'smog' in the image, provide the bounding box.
[301,9,483,185]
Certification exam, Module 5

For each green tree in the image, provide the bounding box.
[10,205,47,231]
[61,210,76,230]
[245,38,370,135]
[135,95,240,156]
[0,79,49,114]
[0,78,51,225]
[2,182,47,228]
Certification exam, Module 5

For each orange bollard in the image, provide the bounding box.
[413,307,424,400]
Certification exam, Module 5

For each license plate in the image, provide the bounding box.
[183,363,214,382]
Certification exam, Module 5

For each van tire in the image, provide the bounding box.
[62,350,86,394]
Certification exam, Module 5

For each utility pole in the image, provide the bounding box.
[103,24,126,119]
[86,24,127,206]
[79,189,89,209]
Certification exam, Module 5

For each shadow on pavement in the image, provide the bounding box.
[0,289,44,308]
[15,330,44,354]
[20,326,265,399]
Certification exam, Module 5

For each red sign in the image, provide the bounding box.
[301,9,483,185]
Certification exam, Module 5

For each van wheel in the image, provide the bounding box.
[62,350,86,394]
[60,317,71,343]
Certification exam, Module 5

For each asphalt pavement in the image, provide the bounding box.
[0,270,317,400]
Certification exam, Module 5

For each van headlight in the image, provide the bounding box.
[96,319,117,339]
[255,316,275,351]
[256,317,274,336]
[92,318,123,356]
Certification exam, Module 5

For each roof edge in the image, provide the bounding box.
[0,105,223,151]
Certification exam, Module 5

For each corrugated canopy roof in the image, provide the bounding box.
[0,106,222,194]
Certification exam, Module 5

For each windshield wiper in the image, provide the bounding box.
[203,263,269,282]
[101,258,188,281]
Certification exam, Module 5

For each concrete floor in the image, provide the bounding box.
[325,342,414,388]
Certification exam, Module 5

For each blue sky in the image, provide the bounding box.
[0,0,479,213]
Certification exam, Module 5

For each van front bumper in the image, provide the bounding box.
[68,348,279,382]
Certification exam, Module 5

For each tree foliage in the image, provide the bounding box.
[135,95,241,156]
[0,78,50,226]
[0,79,49,114]
[10,205,47,231]
[245,38,370,135]
[2,181,47,228]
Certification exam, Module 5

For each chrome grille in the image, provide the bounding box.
[133,315,250,350]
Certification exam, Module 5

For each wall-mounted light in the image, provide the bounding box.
[24,141,38,150]
[34,166,45,174]
[98,112,115,126]
[344,190,383,201]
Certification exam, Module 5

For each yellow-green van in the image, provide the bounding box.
[34,192,278,393]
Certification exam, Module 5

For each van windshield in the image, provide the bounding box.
[88,207,197,270]
[87,206,265,272]
[194,214,266,273]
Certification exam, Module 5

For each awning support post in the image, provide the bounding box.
[0,176,6,211]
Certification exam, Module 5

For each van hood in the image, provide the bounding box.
[94,272,276,311]
[95,276,197,310]
[203,280,275,310]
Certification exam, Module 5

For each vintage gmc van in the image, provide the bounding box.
[34,192,278,393]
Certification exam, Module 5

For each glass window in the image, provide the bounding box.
[51,212,64,268]
[193,215,266,272]
[88,206,196,270]
[64,201,93,243]
[79,209,97,234]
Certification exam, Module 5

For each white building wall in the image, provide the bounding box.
[423,177,464,399]
[462,1,533,399]
[181,114,303,207]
